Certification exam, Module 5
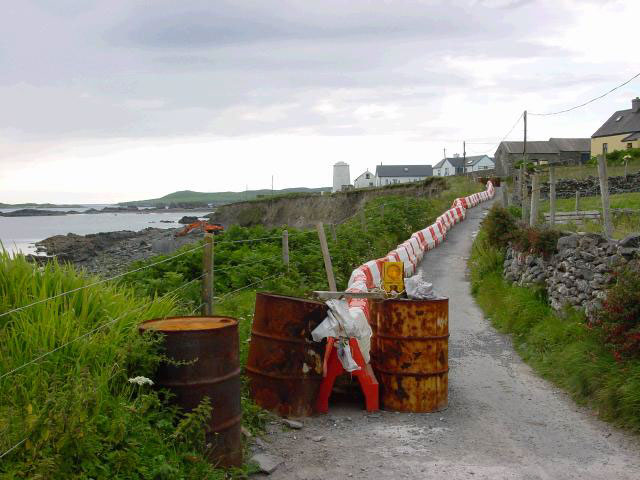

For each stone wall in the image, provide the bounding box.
[503,233,639,317]
[539,171,640,199]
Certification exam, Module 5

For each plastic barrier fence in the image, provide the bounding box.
[345,181,495,325]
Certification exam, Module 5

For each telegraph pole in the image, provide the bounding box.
[463,141,467,175]
[523,110,527,166]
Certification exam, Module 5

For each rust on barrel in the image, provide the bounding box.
[371,298,449,412]
[139,316,242,467]
[247,293,328,417]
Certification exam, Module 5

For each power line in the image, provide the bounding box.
[472,112,524,155]
[529,71,640,116]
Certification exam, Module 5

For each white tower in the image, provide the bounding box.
[332,161,351,192]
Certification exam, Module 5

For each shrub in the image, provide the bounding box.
[507,205,522,219]
[482,205,518,249]
[511,226,562,258]
[597,260,640,359]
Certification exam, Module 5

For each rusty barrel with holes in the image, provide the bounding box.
[371,298,449,412]
[138,316,242,467]
[246,293,328,417]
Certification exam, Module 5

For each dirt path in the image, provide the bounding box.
[254,195,640,479]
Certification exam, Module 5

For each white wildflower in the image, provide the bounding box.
[128,376,154,386]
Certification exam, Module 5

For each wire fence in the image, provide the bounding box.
[0,226,316,460]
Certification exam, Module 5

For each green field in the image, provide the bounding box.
[540,192,640,212]
[119,187,332,207]
[536,159,640,183]
[537,192,640,239]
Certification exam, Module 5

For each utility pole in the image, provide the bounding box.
[271,175,274,196]
[523,110,527,167]
[598,144,613,239]
[463,141,467,177]
[443,148,447,160]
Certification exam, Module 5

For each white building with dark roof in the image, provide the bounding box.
[465,155,495,172]
[374,165,432,186]
[433,155,466,176]
[354,169,375,189]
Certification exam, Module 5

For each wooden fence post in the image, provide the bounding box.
[521,174,529,222]
[501,185,509,207]
[202,233,214,315]
[316,223,337,291]
[575,190,580,213]
[282,229,289,270]
[597,146,613,239]
[549,164,556,226]
[529,173,540,226]
[360,209,367,232]
[330,223,337,242]
[380,204,385,220]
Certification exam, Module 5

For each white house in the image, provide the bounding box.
[354,170,375,189]
[374,165,433,186]
[465,155,494,172]
[433,156,465,177]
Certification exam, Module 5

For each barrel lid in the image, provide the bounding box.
[139,316,237,332]
[256,292,325,306]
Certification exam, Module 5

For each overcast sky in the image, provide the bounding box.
[1,0,639,203]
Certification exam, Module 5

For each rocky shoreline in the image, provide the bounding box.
[31,227,205,277]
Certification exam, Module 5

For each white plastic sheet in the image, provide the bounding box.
[311,299,373,366]
[405,274,438,300]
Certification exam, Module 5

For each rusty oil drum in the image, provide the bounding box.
[246,293,328,417]
[371,298,449,412]
[139,316,242,467]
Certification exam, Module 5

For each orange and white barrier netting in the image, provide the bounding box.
[345,181,495,328]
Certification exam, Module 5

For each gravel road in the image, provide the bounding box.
[254,194,640,479]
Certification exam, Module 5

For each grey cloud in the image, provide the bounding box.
[0,0,588,141]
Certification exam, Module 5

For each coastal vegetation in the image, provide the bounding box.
[469,206,640,432]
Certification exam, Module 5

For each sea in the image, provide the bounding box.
[0,205,212,256]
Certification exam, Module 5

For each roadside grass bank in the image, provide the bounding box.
[469,219,640,432]
[0,253,234,479]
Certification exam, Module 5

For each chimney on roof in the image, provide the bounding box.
[633,97,640,113]
[453,153,460,158]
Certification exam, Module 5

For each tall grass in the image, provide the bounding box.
[469,230,640,431]
[0,253,231,479]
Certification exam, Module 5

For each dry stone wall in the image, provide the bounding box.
[539,172,640,199]
[503,232,640,317]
